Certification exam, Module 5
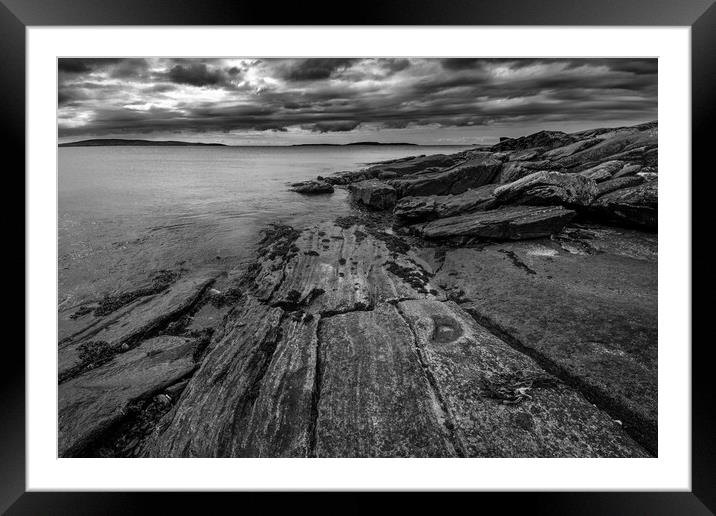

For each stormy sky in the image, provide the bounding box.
[58,58,657,145]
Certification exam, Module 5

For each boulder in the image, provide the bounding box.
[418,205,576,241]
[590,181,657,230]
[290,179,335,194]
[596,175,645,197]
[498,161,554,184]
[494,171,598,208]
[349,179,397,210]
[367,153,460,178]
[391,156,502,197]
[613,164,643,178]
[394,185,497,223]
[578,160,624,182]
[555,128,657,171]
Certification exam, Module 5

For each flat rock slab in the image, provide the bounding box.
[397,299,647,457]
[315,304,455,457]
[58,335,196,457]
[143,296,289,457]
[58,272,215,381]
[432,230,657,452]
[143,224,443,457]
[263,223,441,314]
[418,205,575,241]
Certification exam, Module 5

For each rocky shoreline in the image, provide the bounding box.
[58,121,658,457]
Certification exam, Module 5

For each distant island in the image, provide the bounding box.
[290,142,418,147]
[59,139,227,147]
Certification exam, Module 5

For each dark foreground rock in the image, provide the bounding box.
[348,179,397,210]
[59,335,197,456]
[131,222,647,457]
[290,179,335,194]
[58,271,215,382]
[417,205,576,241]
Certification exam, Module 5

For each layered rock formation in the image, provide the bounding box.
[60,121,658,458]
[324,120,657,232]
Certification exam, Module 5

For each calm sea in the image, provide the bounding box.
[58,144,469,306]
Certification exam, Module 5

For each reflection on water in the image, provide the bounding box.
[58,144,469,305]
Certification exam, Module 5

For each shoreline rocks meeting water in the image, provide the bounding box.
[58,121,658,458]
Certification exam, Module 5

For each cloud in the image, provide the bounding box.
[166,63,233,87]
[281,58,357,81]
[57,57,657,141]
[307,121,361,133]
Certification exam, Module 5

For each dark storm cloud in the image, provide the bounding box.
[167,63,228,86]
[281,58,358,81]
[57,57,657,139]
[308,120,362,133]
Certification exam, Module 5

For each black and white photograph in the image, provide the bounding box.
[56,57,658,459]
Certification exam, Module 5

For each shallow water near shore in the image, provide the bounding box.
[58,144,469,307]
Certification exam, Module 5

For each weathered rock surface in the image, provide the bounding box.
[578,160,624,182]
[390,156,502,197]
[393,185,497,222]
[290,179,335,194]
[348,179,397,210]
[498,161,553,184]
[418,205,576,241]
[397,299,647,457]
[59,335,197,456]
[430,227,657,452]
[315,304,454,457]
[58,272,215,381]
[596,175,645,197]
[491,130,574,153]
[135,221,647,457]
[494,171,598,208]
[590,181,657,230]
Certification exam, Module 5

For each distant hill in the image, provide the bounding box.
[59,139,227,147]
[291,142,418,147]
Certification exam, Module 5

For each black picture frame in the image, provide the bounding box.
[5,0,712,513]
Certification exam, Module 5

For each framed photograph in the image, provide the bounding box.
[7,0,712,512]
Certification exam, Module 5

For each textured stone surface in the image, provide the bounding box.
[393,185,497,222]
[59,335,196,456]
[315,304,454,457]
[391,156,502,197]
[596,175,645,197]
[590,181,658,230]
[397,299,647,457]
[59,272,215,381]
[418,205,576,241]
[348,179,397,210]
[432,229,657,452]
[494,171,598,208]
[290,179,335,194]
